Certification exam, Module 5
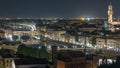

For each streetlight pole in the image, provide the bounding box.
[102,26,108,64]
[84,35,87,54]
[84,34,87,68]
[83,22,88,54]
[83,22,88,68]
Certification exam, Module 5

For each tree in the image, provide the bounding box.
[17,44,51,61]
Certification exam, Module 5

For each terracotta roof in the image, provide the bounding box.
[57,50,85,62]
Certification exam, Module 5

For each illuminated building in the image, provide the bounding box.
[46,28,66,41]
[108,3,120,25]
[0,49,16,68]
[12,24,40,44]
[108,3,113,24]
[95,38,116,48]
[4,26,13,41]
[0,44,18,53]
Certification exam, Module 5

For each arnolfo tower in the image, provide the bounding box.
[108,3,113,24]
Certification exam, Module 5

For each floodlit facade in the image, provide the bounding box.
[96,38,116,48]
[108,3,120,25]
[12,24,40,44]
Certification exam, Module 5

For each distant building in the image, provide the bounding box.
[0,49,51,68]
[0,44,18,53]
[0,30,5,39]
[4,26,13,41]
[0,49,17,68]
[46,28,66,41]
[57,50,99,68]
[12,24,40,44]
[108,3,120,25]
[15,58,50,68]
[96,38,116,48]
[108,3,120,32]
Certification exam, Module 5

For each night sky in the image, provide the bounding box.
[0,0,119,18]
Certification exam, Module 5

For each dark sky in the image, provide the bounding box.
[0,0,119,18]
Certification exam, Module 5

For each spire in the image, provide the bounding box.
[110,2,112,5]
[108,2,113,23]
[108,2,112,10]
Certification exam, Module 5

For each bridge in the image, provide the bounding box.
[39,38,120,59]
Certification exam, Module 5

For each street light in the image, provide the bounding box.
[83,22,88,68]
[101,25,108,64]
[83,22,88,54]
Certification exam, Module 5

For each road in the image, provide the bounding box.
[40,38,120,59]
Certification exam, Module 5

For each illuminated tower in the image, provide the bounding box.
[108,3,113,23]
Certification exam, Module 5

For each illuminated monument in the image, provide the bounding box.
[108,3,120,25]
[12,24,40,44]
[108,3,113,24]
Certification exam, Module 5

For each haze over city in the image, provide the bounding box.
[0,0,119,18]
[0,0,120,68]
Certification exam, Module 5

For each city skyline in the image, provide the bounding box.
[0,0,119,18]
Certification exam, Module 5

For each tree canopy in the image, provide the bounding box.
[17,44,51,61]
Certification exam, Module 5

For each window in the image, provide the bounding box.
[6,60,9,63]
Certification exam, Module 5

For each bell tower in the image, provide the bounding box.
[108,3,113,24]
